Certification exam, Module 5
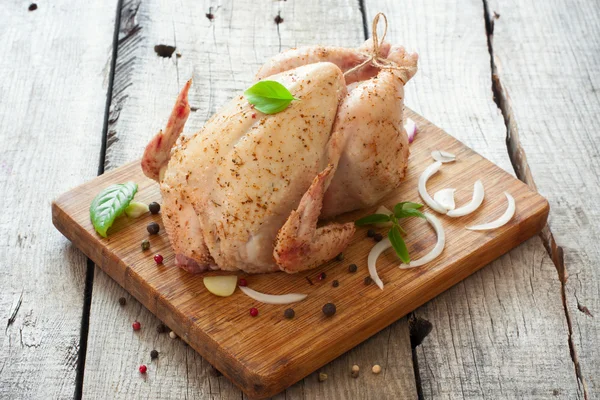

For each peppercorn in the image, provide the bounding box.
[150,350,159,360]
[147,222,160,235]
[318,372,328,382]
[118,297,127,306]
[348,263,358,273]
[317,272,326,281]
[335,253,344,261]
[238,278,248,287]
[132,321,141,331]
[351,365,360,378]
[364,276,373,285]
[367,229,376,238]
[169,331,177,339]
[149,202,161,214]
[332,280,339,288]
[372,364,382,374]
[28,3,37,12]
[156,323,168,334]
[250,307,259,317]
[139,365,147,374]
[141,239,150,251]
[284,308,295,319]
[373,233,383,242]
[322,303,336,317]
[154,254,164,264]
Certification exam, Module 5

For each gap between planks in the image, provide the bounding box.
[481,0,588,397]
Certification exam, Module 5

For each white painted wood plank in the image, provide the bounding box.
[83,0,416,398]
[0,1,117,398]
[364,0,581,397]
[490,0,600,396]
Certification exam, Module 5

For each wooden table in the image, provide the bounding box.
[1,0,597,398]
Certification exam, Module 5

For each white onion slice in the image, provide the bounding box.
[367,238,392,290]
[405,118,417,143]
[433,188,456,211]
[467,192,515,231]
[239,286,307,304]
[400,213,445,269]
[418,162,448,214]
[375,205,393,228]
[446,180,485,217]
[431,150,456,163]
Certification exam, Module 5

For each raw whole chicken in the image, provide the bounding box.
[141,39,418,274]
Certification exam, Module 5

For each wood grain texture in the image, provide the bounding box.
[53,110,549,398]
[82,0,418,398]
[365,0,583,398]
[0,1,118,399]
[489,0,600,396]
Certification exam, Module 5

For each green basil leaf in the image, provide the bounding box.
[244,80,297,114]
[401,202,423,210]
[388,225,410,264]
[90,182,138,237]
[395,208,426,220]
[355,213,391,226]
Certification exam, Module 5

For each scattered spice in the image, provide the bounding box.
[132,321,141,331]
[28,3,37,11]
[322,303,336,317]
[141,239,150,251]
[284,308,295,319]
[351,365,360,378]
[154,254,164,264]
[274,13,284,25]
[149,202,161,214]
[139,365,147,374]
[251,113,257,119]
[367,229,376,238]
[147,222,160,235]
[169,331,177,339]
[332,280,339,288]
[317,272,326,281]
[318,372,328,382]
[238,278,248,287]
[364,276,373,286]
[373,233,383,242]
[348,264,358,273]
[150,350,159,360]
[335,253,344,261]
[118,297,127,306]
[249,307,259,317]
[372,364,382,374]
[156,323,169,334]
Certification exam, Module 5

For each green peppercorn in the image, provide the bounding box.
[348,264,358,273]
[322,303,336,317]
[149,202,161,214]
[150,350,159,359]
[147,222,160,235]
[373,233,383,242]
[284,308,295,319]
[335,253,344,261]
[367,229,376,238]
[332,280,339,288]
[141,239,150,251]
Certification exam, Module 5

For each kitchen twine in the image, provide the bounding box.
[343,12,410,77]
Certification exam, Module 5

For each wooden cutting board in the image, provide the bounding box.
[52,110,548,399]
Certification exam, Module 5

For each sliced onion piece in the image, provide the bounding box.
[367,238,392,290]
[400,213,445,269]
[405,118,417,143]
[433,188,456,211]
[467,192,515,231]
[374,205,393,228]
[418,161,448,214]
[431,150,456,163]
[447,180,485,217]
[239,286,307,304]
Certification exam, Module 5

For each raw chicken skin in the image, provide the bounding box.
[142,41,418,273]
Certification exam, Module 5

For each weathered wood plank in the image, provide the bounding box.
[364,0,582,397]
[0,1,118,398]
[489,0,600,396]
[83,0,417,398]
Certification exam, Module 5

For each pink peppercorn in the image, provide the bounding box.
[239,278,248,287]
[249,307,259,317]
[139,365,147,374]
[154,254,164,264]
[132,321,141,331]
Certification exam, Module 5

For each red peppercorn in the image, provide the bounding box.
[317,272,326,281]
[251,113,256,119]
[249,307,259,317]
[239,278,248,287]
[154,254,164,264]
[132,321,141,331]
[139,365,147,374]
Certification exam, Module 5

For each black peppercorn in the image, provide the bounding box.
[118,297,126,306]
[364,276,373,285]
[318,272,326,281]
[284,308,295,319]
[335,253,344,261]
[322,303,336,317]
[149,202,161,214]
[367,229,376,238]
[332,280,339,288]
[150,350,159,360]
[147,222,160,235]
[348,264,358,273]
[141,239,150,251]
[156,323,169,334]
[373,233,383,242]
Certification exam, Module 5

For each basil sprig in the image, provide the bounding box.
[244,80,297,114]
[90,182,138,237]
[356,202,425,264]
